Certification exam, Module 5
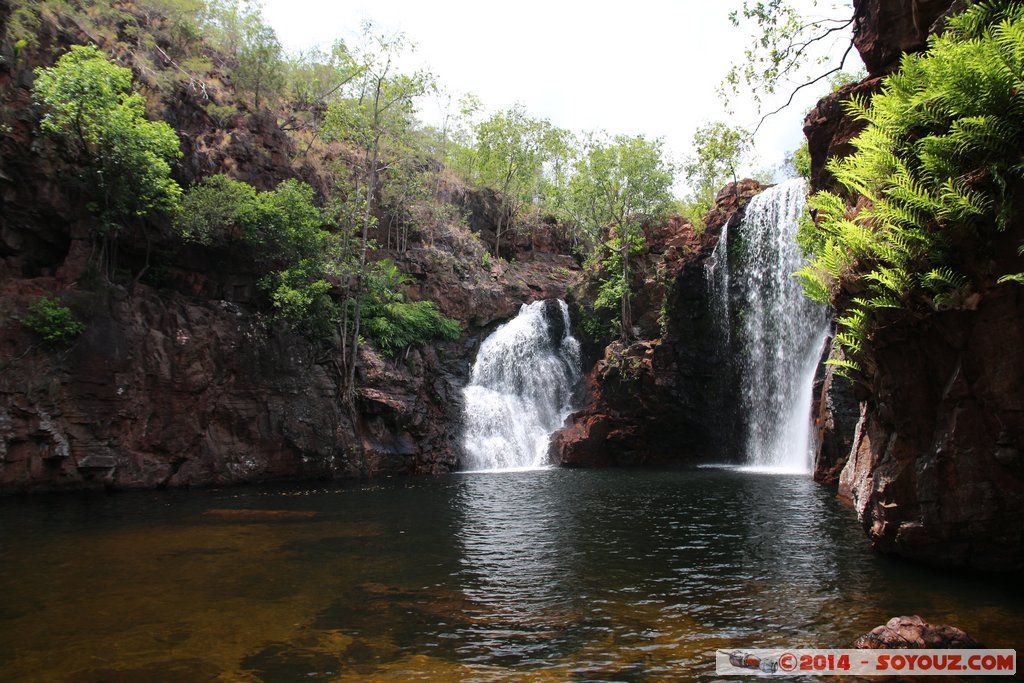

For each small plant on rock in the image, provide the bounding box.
[21,297,85,343]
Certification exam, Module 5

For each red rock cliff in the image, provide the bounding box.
[806,0,1024,571]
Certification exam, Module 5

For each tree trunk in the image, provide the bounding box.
[619,224,632,342]
[348,141,380,393]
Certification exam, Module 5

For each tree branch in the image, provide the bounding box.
[752,39,855,135]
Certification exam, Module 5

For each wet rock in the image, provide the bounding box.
[854,616,982,649]
[837,277,1024,572]
[811,342,862,484]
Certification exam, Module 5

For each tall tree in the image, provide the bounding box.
[322,30,433,391]
[684,121,749,220]
[474,104,553,258]
[33,45,182,275]
[568,134,676,341]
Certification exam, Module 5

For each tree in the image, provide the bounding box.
[474,105,555,258]
[33,44,182,273]
[284,41,359,132]
[568,134,676,341]
[322,30,434,392]
[684,122,749,221]
[722,1,858,130]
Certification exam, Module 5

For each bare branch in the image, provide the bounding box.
[752,40,855,135]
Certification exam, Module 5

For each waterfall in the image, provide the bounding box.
[712,178,830,472]
[461,299,582,471]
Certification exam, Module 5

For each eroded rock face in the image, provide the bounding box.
[810,343,862,484]
[854,616,982,649]
[551,181,766,466]
[0,281,447,492]
[805,1,1024,571]
[838,279,1024,572]
[853,0,959,76]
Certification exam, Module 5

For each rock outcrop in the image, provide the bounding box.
[854,616,982,649]
[551,180,766,467]
[806,1,1024,570]
[852,0,960,77]
[837,273,1024,572]
[0,3,580,493]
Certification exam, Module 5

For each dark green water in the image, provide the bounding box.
[0,468,1020,681]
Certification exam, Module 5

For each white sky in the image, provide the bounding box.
[260,0,861,192]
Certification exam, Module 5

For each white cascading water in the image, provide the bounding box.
[462,300,582,471]
[712,178,830,472]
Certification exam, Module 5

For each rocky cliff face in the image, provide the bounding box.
[0,5,579,493]
[852,0,960,76]
[806,0,1024,571]
[551,180,765,466]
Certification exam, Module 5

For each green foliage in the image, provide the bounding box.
[33,45,182,231]
[4,2,42,58]
[261,261,338,341]
[321,32,432,155]
[361,259,461,355]
[286,41,358,111]
[176,174,337,339]
[176,175,324,260]
[232,8,285,109]
[21,297,85,343]
[788,140,812,180]
[175,173,258,244]
[722,1,856,118]
[684,122,749,221]
[798,0,1024,373]
[568,134,676,248]
[362,300,461,357]
[567,133,675,340]
[593,231,646,311]
[471,105,565,257]
[829,68,867,92]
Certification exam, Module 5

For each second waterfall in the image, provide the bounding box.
[708,178,830,471]
[461,299,582,471]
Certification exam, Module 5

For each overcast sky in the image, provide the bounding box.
[260,0,861,189]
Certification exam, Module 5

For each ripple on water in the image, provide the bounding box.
[0,468,1022,681]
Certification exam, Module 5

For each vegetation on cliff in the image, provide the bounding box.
[796,0,1024,377]
[4,0,741,374]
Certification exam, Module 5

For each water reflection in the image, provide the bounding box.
[0,470,1021,681]
[452,471,587,666]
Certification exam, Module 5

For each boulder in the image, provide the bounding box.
[854,616,982,649]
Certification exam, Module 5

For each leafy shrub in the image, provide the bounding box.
[362,301,461,356]
[796,0,1024,376]
[176,175,327,262]
[33,45,182,231]
[176,174,336,338]
[21,297,85,343]
[261,262,339,341]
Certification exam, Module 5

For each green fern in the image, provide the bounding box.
[799,0,1024,372]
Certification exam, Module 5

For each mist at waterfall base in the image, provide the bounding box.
[706,178,830,474]
[461,299,581,471]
